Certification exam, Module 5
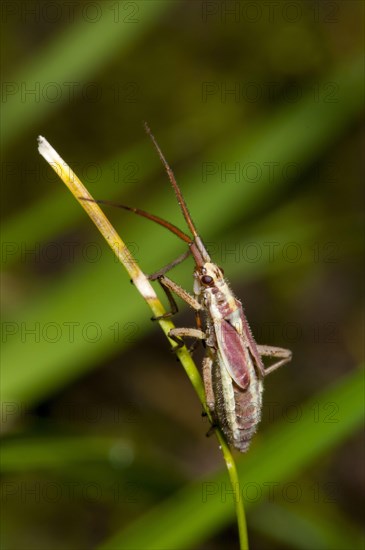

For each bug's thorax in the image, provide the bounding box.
[193,262,238,318]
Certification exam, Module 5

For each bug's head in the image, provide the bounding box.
[193,262,225,295]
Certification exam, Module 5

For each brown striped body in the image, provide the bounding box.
[212,355,263,452]
[195,262,265,452]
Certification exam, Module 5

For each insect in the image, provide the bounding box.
[89,125,292,452]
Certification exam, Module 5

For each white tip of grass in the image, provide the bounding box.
[37,135,62,165]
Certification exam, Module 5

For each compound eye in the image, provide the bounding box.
[201,275,214,286]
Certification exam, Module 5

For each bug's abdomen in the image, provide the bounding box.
[212,361,263,452]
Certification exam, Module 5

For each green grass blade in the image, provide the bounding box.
[2,55,363,266]
[98,367,364,550]
[250,501,365,550]
[2,1,172,149]
[2,55,363,412]
[0,436,133,471]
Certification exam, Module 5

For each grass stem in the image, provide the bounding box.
[38,136,249,550]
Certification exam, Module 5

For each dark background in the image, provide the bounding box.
[1,1,364,549]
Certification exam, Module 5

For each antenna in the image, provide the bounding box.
[144,122,200,240]
[82,125,211,267]
[80,198,191,243]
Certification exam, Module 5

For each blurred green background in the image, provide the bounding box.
[1,1,364,549]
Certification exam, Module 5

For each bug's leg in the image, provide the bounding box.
[160,276,202,310]
[151,279,179,321]
[202,355,218,437]
[169,311,205,353]
[257,345,292,376]
[151,275,202,321]
[202,355,215,413]
[205,425,216,438]
[187,311,205,353]
[148,250,191,280]
[168,327,205,351]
